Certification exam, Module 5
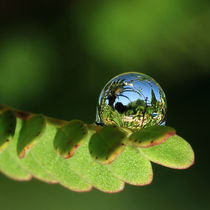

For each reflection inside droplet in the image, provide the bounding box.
[96,72,167,130]
[151,113,157,117]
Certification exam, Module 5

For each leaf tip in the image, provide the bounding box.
[54,120,88,159]
[89,126,127,165]
[129,126,176,148]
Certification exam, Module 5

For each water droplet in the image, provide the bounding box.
[96,72,167,130]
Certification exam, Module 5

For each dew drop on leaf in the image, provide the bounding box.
[96,72,167,130]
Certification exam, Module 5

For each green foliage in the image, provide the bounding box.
[140,135,195,169]
[54,120,88,158]
[66,132,124,193]
[0,105,195,193]
[107,145,153,185]
[128,126,176,148]
[29,122,91,191]
[0,111,16,152]
[0,117,32,181]
[89,126,127,164]
[17,115,46,158]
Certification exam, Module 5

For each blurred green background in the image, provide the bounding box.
[0,0,209,209]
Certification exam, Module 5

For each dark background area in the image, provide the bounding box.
[0,0,209,209]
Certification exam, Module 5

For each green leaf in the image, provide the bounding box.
[107,144,153,185]
[15,118,57,183]
[29,122,92,192]
[0,115,31,181]
[89,126,127,164]
[54,120,88,158]
[0,104,195,193]
[0,149,32,181]
[129,126,176,148]
[140,135,195,169]
[67,131,124,193]
[20,152,57,183]
[17,114,46,158]
[0,111,16,152]
[2,116,56,183]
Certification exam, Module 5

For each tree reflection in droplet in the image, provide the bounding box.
[96,72,167,130]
